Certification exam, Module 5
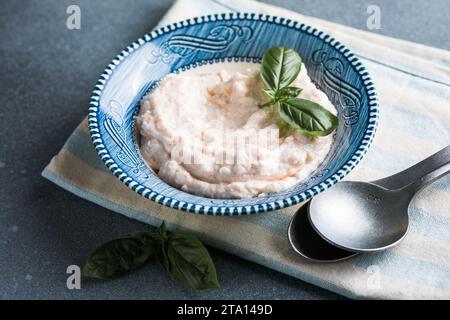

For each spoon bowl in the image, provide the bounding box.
[288,203,358,262]
[308,182,410,252]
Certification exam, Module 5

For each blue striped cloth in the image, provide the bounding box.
[42,0,450,299]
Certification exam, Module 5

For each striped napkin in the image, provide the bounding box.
[42,0,450,299]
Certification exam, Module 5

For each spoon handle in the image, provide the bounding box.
[373,145,450,193]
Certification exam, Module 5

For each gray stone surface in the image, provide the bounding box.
[0,0,448,300]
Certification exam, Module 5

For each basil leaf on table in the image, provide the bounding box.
[261,46,302,91]
[166,233,220,290]
[82,231,156,279]
[81,221,220,290]
[279,98,339,137]
[152,220,168,243]
[153,222,171,271]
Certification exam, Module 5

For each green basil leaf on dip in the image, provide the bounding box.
[82,231,156,279]
[166,233,220,290]
[277,86,303,99]
[262,88,277,99]
[279,98,339,137]
[261,46,302,92]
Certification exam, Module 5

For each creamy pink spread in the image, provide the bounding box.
[137,64,336,199]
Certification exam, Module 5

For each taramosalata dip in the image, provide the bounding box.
[136,63,336,199]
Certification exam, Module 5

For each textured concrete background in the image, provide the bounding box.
[0,0,448,299]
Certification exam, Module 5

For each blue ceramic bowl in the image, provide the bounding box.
[88,13,379,216]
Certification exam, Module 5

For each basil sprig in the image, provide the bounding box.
[82,222,220,290]
[260,46,338,136]
[279,98,339,137]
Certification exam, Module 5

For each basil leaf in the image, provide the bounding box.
[261,46,302,92]
[277,86,302,99]
[152,221,168,243]
[82,232,156,279]
[166,233,220,290]
[151,221,170,270]
[156,240,170,271]
[279,98,339,136]
[263,88,276,99]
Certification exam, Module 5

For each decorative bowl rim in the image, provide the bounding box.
[88,12,379,216]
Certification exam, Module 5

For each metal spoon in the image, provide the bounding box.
[288,146,450,262]
[288,203,358,262]
[309,145,450,253]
